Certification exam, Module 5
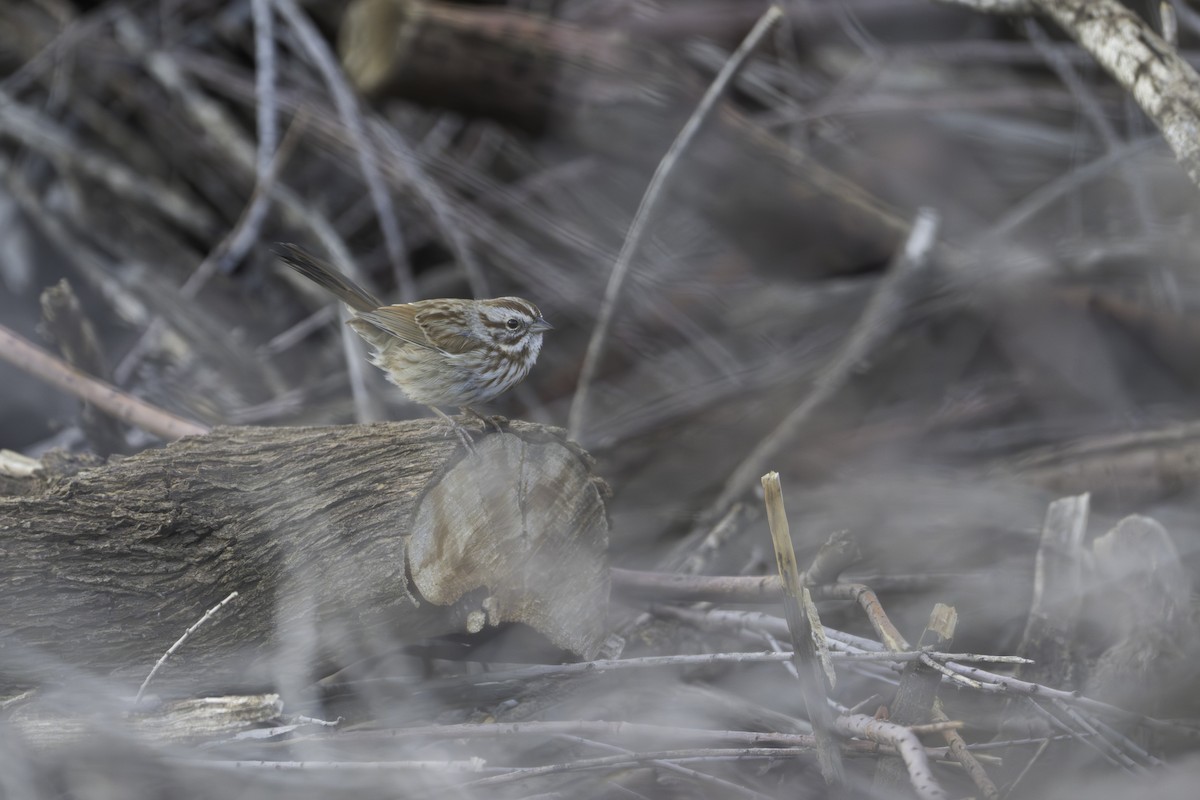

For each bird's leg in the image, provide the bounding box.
[461,406,505,434]
[429,406,476,453]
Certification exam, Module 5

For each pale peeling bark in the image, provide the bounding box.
[940,0,1200,189]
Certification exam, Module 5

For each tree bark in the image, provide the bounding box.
[0,421,610,695]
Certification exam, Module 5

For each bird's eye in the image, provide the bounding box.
[506,318,521,330]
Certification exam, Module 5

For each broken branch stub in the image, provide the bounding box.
[0,421,610,694]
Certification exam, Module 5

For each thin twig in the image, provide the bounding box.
[567,4,783,440]
[1052,699,1145,772]
[466,747,808,790]
[0,323,210,441]
[836,714,949,800]
[185,758,488,772]
[135,591,240,703]
[554,735,769,800]
[934,705,1001,800]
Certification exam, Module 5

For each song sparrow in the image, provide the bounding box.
[277,244,551,443]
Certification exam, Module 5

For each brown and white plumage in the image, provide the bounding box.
[277,244,551,420]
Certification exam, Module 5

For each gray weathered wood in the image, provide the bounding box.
[0,421,610,695]
[873,604,957,796]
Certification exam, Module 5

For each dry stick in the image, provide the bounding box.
[761,471,845,785]
[272,0,415,303]
[1089,715,1164,769]
[0,323,210,441]
[135,591,240,703]
[823,608,1200,740]
[934,705,1001,800]
[194,758,488,772]
[612,567,784,604]
[566,4,783,440]
[465,748,808,790]
[0,450,42,478]
[836,715,948,800]
[1051,699,1145,772]
[938,0,1200,190]
[654,605,1029,666]
[1024,697,1127,770]
[908,721,965,735]
[1006,737,1052,797]
[554,734,770,800]
[707,208,939,523]
[339,720,965,761]
[342,719,820,749]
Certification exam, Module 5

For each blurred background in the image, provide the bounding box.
[3,0,1200,797]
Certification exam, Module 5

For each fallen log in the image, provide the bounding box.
[0,421,611,695]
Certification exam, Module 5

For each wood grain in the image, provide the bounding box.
[0,421,610,694]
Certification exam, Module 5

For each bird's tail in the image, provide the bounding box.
[276,243,382,312]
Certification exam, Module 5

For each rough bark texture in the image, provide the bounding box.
[0,421,610,695]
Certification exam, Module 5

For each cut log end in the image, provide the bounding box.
[411,432,611,660]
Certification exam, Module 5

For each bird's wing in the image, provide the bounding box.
[357,304,479,355]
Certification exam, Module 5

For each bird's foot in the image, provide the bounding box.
[430,407,477,454]
[460,406,506,434]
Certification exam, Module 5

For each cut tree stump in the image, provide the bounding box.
[0,421,611,695]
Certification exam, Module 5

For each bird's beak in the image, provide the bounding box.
[530,318,554,333]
